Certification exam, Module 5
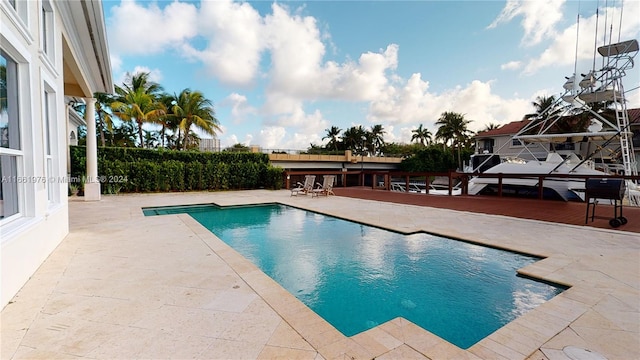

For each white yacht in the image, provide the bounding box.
[467,39,638,203]
[467,153,606,201]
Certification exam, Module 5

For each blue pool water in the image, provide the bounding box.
[144,203,565,349]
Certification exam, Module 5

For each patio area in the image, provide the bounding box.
[1,190,638,359]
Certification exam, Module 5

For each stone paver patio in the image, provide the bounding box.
[1,190,638,359]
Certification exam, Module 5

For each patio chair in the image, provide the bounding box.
[312,175,336,197]
[291,175,316,196]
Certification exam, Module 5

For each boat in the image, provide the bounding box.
[467,153,605,201]
[467,37,639,203]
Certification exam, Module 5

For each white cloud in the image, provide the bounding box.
[112,66,163,90]
[488,0,565,46]
[108,0,198,55]
[110,54,122,74]
[487,0,640,77]
[258,127,287,149]
[501,61,522,71]
[185,0,265,86]
[220,93,257,124]
[367,77,532,143]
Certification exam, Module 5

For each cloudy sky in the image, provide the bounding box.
[104,0,640,150]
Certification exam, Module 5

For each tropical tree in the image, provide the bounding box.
[184,130,201,150]
[169,89,220,150]
[224,143,251,152]
[94,92,114,147]
[0,64,7,112]
[369,124,386,156]
[411,124,433,146]
[481,123,500,132]
[110,121,137,147]
[342,126,367,155]
[323,126,342,151]
[435,111,474,170]
[524,95,566,120]
[155,93,179,148]
[111,72,164,147]
[143,129,159,148]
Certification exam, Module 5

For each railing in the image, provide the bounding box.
[465,173,640,199]
[284,169,640,201]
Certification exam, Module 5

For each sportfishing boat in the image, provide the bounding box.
[467,153,606,201]
[467,36,639,203]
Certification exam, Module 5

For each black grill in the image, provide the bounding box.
[585,178,626,200]
[585,178,627,228]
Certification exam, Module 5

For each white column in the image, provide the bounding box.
[84,97,101,201]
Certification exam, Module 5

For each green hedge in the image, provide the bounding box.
[70,146,283,194]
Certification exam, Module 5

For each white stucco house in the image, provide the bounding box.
[1,0,112,308]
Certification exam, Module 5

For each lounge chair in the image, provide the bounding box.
[312,175,336,197]
[291,175,316,196]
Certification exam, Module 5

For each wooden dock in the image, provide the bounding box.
[333,187,640,233]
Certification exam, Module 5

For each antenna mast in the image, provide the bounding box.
[592,6,599,71]
[573,7,580,82]
[617,0,624,42]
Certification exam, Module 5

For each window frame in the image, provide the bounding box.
[0,49,24,222]
[41,82,60,206]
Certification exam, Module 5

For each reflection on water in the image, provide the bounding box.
[147,203,565,349]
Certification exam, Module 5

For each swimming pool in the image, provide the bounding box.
[144,203,565,349]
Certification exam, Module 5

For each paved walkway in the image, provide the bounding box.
[1,191,638,359]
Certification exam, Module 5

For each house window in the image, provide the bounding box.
[632,129,640,148]
[0,51,21,219]
[482,139,494,153]
[43,88,57,204]
[4,0,29,36]
[512,138,523,147]
[41,0,54,58]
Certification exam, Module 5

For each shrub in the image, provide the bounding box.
[70,146,283,193]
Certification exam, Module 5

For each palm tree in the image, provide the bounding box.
[482,123,500,132]
[524,95,566,120]
[323,126,342,151]
[369,124,386,155]
[143,130,159,148]
[184,130,201,150]
[435,111,473,170]
[0,64,7,113]
[94,92,114,147]
[411,124,433,146]
[342,126,367,155]
[110,121,137,147]
[111,72,164,147]
[169,89,220,150]
[155,93,179,148]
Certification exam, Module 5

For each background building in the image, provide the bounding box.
[199,137,221,152]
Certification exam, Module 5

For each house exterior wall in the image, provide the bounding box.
[1,0,68,308]
[1,0,111,308]
[476,135,549,161]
